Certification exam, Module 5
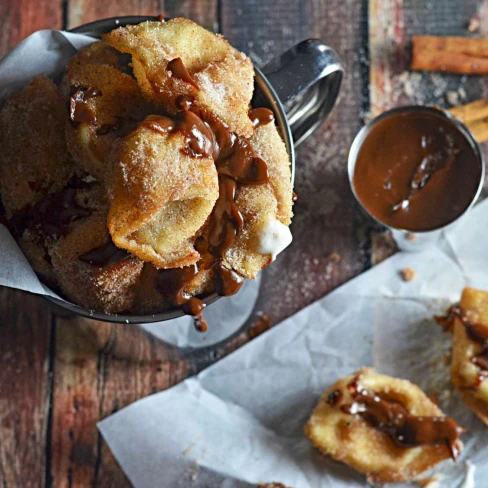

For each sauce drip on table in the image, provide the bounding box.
[353,111,481,231]
[334,374,463,459]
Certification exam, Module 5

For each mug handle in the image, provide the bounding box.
[262,39,343,147]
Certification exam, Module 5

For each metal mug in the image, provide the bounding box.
[348,105,485,251]
[46,15,343,323]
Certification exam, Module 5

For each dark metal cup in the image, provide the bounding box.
[46,16,343,323]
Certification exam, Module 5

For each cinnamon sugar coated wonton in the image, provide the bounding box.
[305,368,463,483]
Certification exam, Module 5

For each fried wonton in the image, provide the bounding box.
[305,368,463,483]
[102,18,254,137]
[451,287,488,425]
[50,209,143,314]
[66,57,151,183]
[0,76,74,216]
[222,122,293,279]
[108,124,219,269]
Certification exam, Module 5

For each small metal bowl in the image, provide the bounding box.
[45,16,343,323]
[348,105,485,250]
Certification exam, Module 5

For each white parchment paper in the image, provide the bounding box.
[0,30,261,348]
[98,199,488,488]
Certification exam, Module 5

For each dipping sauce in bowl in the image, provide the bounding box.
[350,107,483,232]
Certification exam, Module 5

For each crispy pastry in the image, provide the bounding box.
[66,51,152,183]
[102,18,254,137]
[305,368,463,483]
[0,76,74,216]
[451,287,488,425]
[108,122,219,269]
[0,20,294,323]
[50,210,143,314]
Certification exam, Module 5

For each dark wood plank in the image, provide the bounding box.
[0,8,63,488]
[50,318,188,487]
[0,0,62,54]
[0,288,53,488]
[222,0,372,325]
[67,0,217,30]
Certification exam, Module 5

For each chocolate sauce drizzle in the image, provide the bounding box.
[79,241,130,268]
[436,305,488,389]
[136,64,275,331]
[8,177,93,240]
[248,107,274,128]
[69,87,102,125]
[167,58,199,90]
[337,375,463,459]
[155,264,208,332]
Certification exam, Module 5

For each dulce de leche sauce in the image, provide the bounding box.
[352,111,481,231]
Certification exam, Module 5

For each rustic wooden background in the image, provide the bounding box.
[1,0,487,486]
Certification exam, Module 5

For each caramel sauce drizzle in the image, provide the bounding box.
[436,305,488,389]
[336,374,463,459]
[69,87,102,125]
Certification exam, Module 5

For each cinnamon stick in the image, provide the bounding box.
[448,98,488,143]
[412,36,488,74]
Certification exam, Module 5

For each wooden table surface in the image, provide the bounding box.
[1,0,487,487]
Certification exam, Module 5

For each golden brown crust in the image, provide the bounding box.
[221,123,293,279]
[305,368,460,483]
[102,18,254,137]
[108,126,219,269]
[50,211,143,314]
[66,59,151,183]
[451,287,488,425]
[0,76,74,216]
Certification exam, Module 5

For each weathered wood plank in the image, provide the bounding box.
[67,0,217,30]
[0,3,62,487]
[49,318,188,487]
[0,0,62,55]
[0,288,53,488]
[222,0,372,325]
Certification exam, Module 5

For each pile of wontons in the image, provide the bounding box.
[0,19,293,316]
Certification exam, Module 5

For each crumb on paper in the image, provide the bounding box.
[406,232,417,241]
[257,484,289,488]
[400,267,416,282]
[182,443,195,457]
[468,16,480,32]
